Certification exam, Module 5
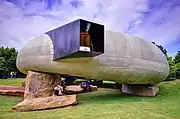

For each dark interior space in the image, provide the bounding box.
[80,20,104,54]
[51,19,104,60]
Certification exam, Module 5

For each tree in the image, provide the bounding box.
[166,56,175,73]
[151,42,167,56]
[0,57,5,70]
[174,51,180,64]
[0,47,18,72]
[0,47,26,79]
[173,51,180,78]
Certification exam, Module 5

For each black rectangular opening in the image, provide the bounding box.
[80,19,104,54]
[46,19,104,60]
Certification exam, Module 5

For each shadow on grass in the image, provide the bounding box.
[77,82,180,105]
[77,88,154,105]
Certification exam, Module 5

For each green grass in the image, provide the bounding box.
[0,78,25,86]
[1,79,180,119]
[103,80,116,84]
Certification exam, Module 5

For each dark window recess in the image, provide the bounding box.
[80,20,104,54]
[46,19,104,60]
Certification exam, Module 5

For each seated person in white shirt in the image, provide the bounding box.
[53,83,63,96]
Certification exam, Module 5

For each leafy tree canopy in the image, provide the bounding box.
[0,47,18,72]
[174,51,180,64]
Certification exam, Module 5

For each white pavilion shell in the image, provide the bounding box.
[17,30,169,85]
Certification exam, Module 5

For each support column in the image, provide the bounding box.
[121,84,159,97]
[24,71,61,99]
[12,71,77,112]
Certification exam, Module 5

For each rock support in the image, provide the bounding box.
[121,84,159,97]
[12,71,77,112]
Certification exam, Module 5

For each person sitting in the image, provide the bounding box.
[61,80,66,93]
[86,80,92,92]
[53,83,63,96]
[80,81,92,92]
[80,81,87,91]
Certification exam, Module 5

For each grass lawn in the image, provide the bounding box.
[0,78,25,86]
[1,79,180,119]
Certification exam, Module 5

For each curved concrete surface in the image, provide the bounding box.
[16,30,169,84]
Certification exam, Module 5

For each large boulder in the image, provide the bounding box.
[24,71,61,99]
[12,95,77,112]
[12,71,77,112]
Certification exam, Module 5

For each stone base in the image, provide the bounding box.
[66,85,83,92]
[65,85,98,94]
[24,71,61,99]
[11,71,77,112]
[12,95,77,112]
[121,84,159,97]
[0,85,24,96]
